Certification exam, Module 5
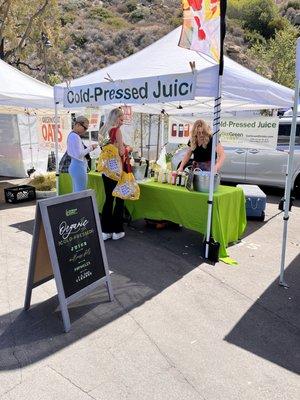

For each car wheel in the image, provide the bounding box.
[293,175,300,199]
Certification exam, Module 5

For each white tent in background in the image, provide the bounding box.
[55,27,293,113]
[0,59,57,177]
[0,59,54,110]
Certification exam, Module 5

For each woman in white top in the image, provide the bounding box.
[67,116,97,192]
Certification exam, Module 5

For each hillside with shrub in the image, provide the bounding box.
[0,0,299,88]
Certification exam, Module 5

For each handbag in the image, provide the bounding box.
[59,151,71,173]
[59,149,91,173]
[60,136,92,173]
[96,144,123,181]
[112,171,140,200]
[82,142,92,171]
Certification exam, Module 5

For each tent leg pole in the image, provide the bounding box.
[205,75,222,260]
[27,113,34,169]
[89,107,92,146]
[148,114,152,161]
[54,99,59,196]
[279,220,289,287]
[156,114,161,161]
[279,75,300,287]
[140,114,143,157]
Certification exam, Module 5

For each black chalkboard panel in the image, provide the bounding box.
[47,196,106,298]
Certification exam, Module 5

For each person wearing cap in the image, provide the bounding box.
[67,116,98,192]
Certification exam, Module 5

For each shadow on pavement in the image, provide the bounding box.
[10,219,35,235]
[225,253,300,375]
[0,221,204,370]
[0,200,36,211]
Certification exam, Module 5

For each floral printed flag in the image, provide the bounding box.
[179,0,226,64]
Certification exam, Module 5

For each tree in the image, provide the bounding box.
[247,22,299,88]
[227,0,284,39]
[0,0,63,77]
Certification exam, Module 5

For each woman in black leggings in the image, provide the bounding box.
[99,108,132,241]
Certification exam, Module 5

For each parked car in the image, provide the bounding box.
[171,117,300,196]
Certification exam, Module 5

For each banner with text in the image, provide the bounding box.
[168,116,279,149]
[84,108,101,130]
[120,106,133,125]
[37,115,71,152]
[62,73,196,108]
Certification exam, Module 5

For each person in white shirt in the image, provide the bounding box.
[67,116,97,192]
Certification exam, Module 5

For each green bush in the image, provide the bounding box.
[89,6,114,21]
[71,33,88,47]
[227,0,243,19]
[244,29,265,45]
[286,1,300,10]
[228,0,283,39]
[106,16,129,29]
[247,23,299,88]
[89,6,129,29]
[242,0,281,38]
[129,9,145,22]
[60,13,75,26]
[63,0,85,12]
[47,74,61,86]
[29,173,56,191]
[125,0,138,13]
[169,16,182,28]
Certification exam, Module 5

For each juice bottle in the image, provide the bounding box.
[178,124,184,137]
[184,123,190,137]
[176,172,182,186]
[171,123,178,137]
[171,171,177,185]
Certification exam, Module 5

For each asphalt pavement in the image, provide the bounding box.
[0,178,299,400]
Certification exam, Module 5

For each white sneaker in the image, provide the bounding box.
[112,232,125,240]
[102,232,112,241]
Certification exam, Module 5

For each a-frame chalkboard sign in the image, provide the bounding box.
[24,190,114,332]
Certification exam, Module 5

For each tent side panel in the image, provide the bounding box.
[0,114,24,177]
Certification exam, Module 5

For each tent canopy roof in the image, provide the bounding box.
[0,59,54,110]
[56,27,293,114]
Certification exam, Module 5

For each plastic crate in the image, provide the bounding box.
[4,185,36,204]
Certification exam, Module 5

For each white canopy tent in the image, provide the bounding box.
[0,59,54,110]
[54,26,294,263]
[284,104,300,116]
[55,27,293,113]
[0,59,59,177]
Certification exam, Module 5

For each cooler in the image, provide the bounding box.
[237,184,266,221]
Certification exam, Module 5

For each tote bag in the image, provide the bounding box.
[97,144,123,181]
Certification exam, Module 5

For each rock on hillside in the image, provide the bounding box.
[29,0,300,82]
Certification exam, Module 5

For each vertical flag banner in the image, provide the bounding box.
[179,0,221,62]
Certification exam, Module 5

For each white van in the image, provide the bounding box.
[171,116,300,196]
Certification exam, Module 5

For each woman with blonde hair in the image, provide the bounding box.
[178,119,225,173]
[98,107,132,241]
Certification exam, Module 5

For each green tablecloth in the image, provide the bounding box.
[59,172,247,262]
